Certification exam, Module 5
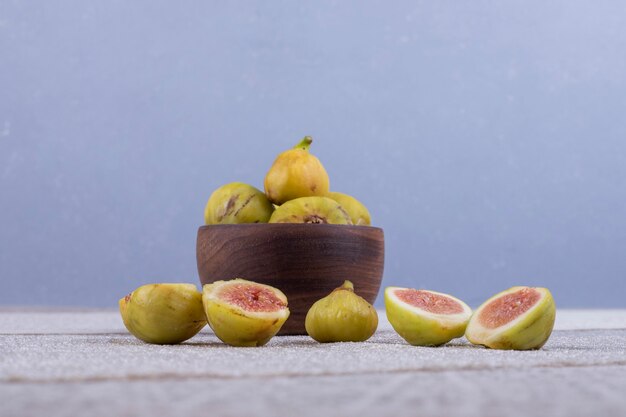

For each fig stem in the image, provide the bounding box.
[334,280,354,292]
[293,136,313,151]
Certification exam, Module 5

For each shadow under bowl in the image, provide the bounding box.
[196,223,385,335]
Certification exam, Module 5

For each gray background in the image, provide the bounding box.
[1,1,625,308]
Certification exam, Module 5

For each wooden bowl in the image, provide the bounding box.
[196,224,385,335]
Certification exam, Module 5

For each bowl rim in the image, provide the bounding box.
[198,223,384,233]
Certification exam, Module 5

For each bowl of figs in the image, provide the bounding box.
[197,137,385,335]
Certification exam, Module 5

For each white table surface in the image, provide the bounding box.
[1,309,625,417]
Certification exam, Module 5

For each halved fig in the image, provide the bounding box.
[465,286,556,350]
[119,283,207,345]
[385,287,472,346]
[202,278,290,347]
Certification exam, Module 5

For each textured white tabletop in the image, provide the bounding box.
[1,309,625,417]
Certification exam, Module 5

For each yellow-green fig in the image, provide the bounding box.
[305,280,378,343]
[327,192,371,225]
[264,137,330,205]
[385,287,472,346]
[465,286,556,350]
[119,283,207,344]
[202,278,290,347]
[269,196,352,224]
[204,182,274,225]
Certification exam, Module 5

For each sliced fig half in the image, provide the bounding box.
[465,286,556,350]
[119,283,206,345]
[384,287,472,346]
[202,278,290,347]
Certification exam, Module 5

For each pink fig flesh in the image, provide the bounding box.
[478,287,541,329]
[218,283,287,312]
[395,289,464,314]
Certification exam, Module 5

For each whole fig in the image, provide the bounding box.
[305,280,378,342]
[327,192,371,226]
[264,137,330,205]
[269,196,352,225]
[204,182,274,225]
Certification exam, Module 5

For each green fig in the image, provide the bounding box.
[204,182,274,225]
[385,287,472,346]
[269,196,352,224]
[465,286,556,350]
[305,280,378,342]
[202,278,290,347]
[264,137,330,205]
[327,192,371,225]
[119,283,207,344]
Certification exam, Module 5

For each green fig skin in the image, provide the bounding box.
[269,196,352,225]
[204,182,274,225]
[385,287,472,347]
[264,137,330,205]
[202,279,290,347]
[305,281,378,343]
[465,286,556,350]
[327,192,371,226]
[119,283,207,345]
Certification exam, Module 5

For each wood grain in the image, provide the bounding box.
[197,224,385,335]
